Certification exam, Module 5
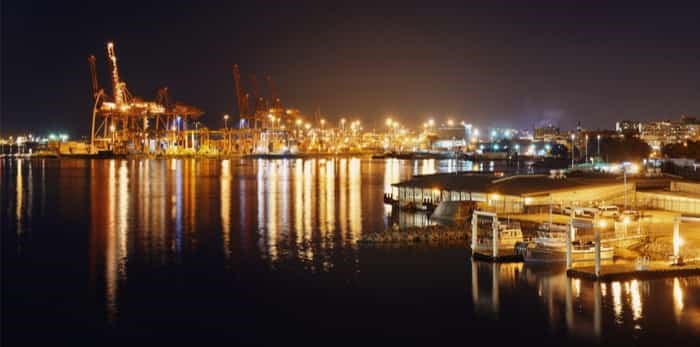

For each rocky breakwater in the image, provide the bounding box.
[358,225,468,244]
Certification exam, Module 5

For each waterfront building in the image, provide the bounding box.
[633,115,700,150]
[432,124,467,150]
[389,170,700,215]
[615,120,643,135]
[534,125,560,141]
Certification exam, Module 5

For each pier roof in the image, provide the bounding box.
[392,173,670,197]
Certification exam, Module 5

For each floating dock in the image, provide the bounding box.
[567,261,700,281]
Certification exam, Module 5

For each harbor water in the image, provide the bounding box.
[2,158,699,346]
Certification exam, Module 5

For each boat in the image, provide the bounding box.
[520,224,614,263]
[473,221,524,256]
[523,241,614,263]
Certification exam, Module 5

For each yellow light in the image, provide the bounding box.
[598,219,607,229]
[630,163,639,174]
[110,125,116,132]
[490,193,500,200]
[386,118,393,126]
[673,229,684,258]
[623,217,630,225]
[447,119,454,127]
[673,278,684,320]
[524,197,533,205]
[295,119,302,125]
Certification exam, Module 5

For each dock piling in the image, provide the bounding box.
[566,209,574,269]
[492,218,499,258]
[594,228,601,277]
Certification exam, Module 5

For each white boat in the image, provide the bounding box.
[522,224,614,263]
[473,221,523,256]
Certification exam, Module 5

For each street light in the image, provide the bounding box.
[110,124,116,143]
[585,134,589,162]
[597,134,601,158]
[570,133,576,168]
[224,114,229,130]
[623,163,628,210]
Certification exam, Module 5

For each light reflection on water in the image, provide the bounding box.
[470,261,700,340]
[2,157,699,343]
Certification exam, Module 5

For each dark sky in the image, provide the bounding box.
[2,0,700,137]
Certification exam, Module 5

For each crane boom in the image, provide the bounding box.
[250,74,260,100]
[250,74,266,114]
[88,54,99,99]
[106,42,124,106]
[233,64,248,125]
[266,75,281,108]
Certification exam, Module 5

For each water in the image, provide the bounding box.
[2,158,698,346]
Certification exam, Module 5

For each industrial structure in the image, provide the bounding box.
[81,42,374,156]
[88,42,203,155]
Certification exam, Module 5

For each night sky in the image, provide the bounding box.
[2,1,700,137]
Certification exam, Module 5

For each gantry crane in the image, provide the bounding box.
[232,64,251,128]
[88,42,202,154]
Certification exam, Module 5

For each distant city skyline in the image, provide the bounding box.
[2,1,699,136]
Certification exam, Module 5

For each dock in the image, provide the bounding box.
[567,261,700,281]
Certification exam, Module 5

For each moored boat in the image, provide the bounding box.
[520,223,614,263]
[473,221,523,256]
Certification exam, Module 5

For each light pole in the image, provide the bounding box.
[597,134,601,158]
[570,133,575,168]
[585,134,589,162]
[224,114,229,130]
[624,164,628,210]
[110,124,116,146]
